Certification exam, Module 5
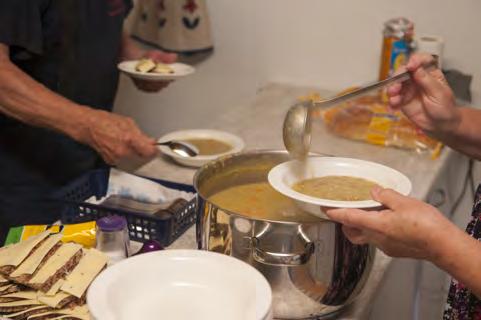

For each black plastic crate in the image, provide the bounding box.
[54,169,197,246]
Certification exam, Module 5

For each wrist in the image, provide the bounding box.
[423,215,457,264]
[65,105,97,144]
[431,106,463,142]
[120,35,144,61]
[445,107,463,135]
[427,221,465,268]
[121,46,144,61]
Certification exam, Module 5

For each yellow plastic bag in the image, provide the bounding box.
[302,91,443,159]
[4,222,96,248]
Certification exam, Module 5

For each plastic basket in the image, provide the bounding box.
[53,169,197,246]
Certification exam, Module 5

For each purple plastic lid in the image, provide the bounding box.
[97,215,127,232]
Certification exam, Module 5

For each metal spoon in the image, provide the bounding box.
[283,62,436,159]
[156,140,199,157]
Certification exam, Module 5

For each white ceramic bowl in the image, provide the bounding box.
[87,250,272,320]
[118,61,195,81]
[157,129,245,167]
[268,157,412,217]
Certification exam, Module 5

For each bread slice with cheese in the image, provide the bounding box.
[44,279,64,297]
[0,298,43,314]
[47,315,90,320]
[10,235,63,285]
[0,234,109,320]
[153,63,174,74]
[36,291,82,310]
[27,305,89,320]
[0,290,37,303]
[1,305,52,320]
[135,58,156,73]
[60,248,108,298]
[0,283,20,296]
[28,243,83,293]
[0,232,51,275]
[0,274,9,285]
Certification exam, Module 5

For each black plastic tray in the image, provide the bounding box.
[54,169,196,246]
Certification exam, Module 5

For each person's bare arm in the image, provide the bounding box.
[119,31,145,61]
[326,188,481,298]
[0,43,156,164]
[442,107,481,160]
[0,44,88,139]
[431,221,481,298]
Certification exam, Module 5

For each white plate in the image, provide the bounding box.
[158,129,245,167]
[118,60,195,81]
[268,157,412,217]
[87,250,272,320]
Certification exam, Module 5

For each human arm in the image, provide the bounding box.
[388,53,481,160]
[0,43,157,164]
[439,107,481,160]
[325,188,481,298]
[119,31,177,92]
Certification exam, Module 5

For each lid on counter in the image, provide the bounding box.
[97,216,127,232]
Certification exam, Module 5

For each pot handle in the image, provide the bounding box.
[249,237,315,266]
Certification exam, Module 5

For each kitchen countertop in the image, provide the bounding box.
[128,82,455,319]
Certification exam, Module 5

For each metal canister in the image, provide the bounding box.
[194,150,375,319]
[379,17,414,80]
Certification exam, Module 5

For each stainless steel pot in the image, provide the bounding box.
[194,150,375,319]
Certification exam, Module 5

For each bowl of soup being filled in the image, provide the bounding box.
[157,129,245,167]
[268,157,412,217]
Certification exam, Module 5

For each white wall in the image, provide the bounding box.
[115,0,481,138]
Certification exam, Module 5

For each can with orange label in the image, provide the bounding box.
[379,18,414,80]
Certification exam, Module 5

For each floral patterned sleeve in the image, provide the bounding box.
[444,185,481,320]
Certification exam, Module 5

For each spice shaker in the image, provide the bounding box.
[96,215,130,265]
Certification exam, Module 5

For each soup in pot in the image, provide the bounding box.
[208,182,320,222]
[184,138,232,155]
[292,176,380,201]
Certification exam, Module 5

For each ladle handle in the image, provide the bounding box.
[312,61,437,109]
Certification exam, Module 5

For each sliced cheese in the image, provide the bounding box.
[3,305,47,318]
[29,243,82,285]
[61,249,107,298]
[50,315,90,320]
[46,279,64,296]
[27,305,89,319]
[10,234,63,277]
[1,290,38,300]
[64,305,89,315]
[0,284,12,292]
[0,299,41,307]
[0,274,8,284]
[37,291,71,308]
[0,231,50,267]
[153,63,174,74]
[135,59,156,73]
[0,244,12,255]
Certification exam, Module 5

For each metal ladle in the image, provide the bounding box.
[156,140,199,157]
[283,62,436,159]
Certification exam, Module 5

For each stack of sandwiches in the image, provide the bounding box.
[0,231,109,320]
